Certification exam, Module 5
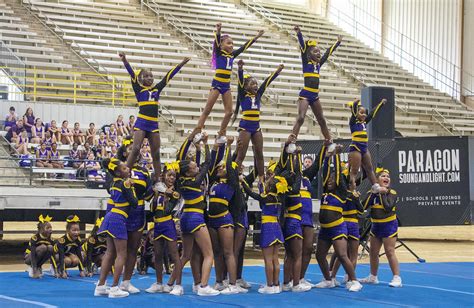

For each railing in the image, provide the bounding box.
[242,0,284,31]
[326,0,473,100]
[431,109,457,136]
[0,41,26,97]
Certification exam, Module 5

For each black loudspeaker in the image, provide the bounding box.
[361,86,395,140]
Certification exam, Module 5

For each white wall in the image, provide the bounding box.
[463,0,474,97]
[0,70,23,101]
[326,0,465,99]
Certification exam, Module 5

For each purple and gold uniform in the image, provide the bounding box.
[364,189,398,238]
[242,182,284,248]
[123,61,184,133]
[237,68,280,135]
[178,145,211,234]
[235,168,256,229]
[297,30,340,105]
[283,154,304,241]
[98,178,139,240]
[151,191,180,241]
[344,191,363,240]
[127,166,153,232]
[208,146,241,229]
[53,234,85,275]
[318,154,348,241]
[82,234,106,273]
[212,32,257,94]
[349,99,385,154]
[37,148,49,160]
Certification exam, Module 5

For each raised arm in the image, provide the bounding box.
[257,64,283,97]
[213,23,222,52]
[294,25,306,53]
[154,57,190,92]
[349,99,360,125]
[195,144,211,184]
[233,29,264,58]
[119,52,136,80]
[241,180,264,202]
[225,138,240,190]
[320,35,342,66]
[366,98,387,123]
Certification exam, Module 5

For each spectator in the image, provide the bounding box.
[106,123,118,145]
[49,143,64,169]
[23,107,35,135]
[36,142,52,168]
[86,123,97,146]
[69,142,82,169]
[116,115,128,136]
[81,152,103,181]
[303,155,313,169]
[110,145,118,158]
[47,120,61,143]
[43,131,55,150]
[97,132,107,157]
[127,115,135,133]
[31,118,45,144]
[5,119,24,143]
[15,129,29,155]
[4,106,18,131]
[116,135,123,149]
[60,120,74,145]
[140,144,153,171]
[73,122,85,145]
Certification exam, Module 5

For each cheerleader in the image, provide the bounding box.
[315,148,362,292]
[292,26,342,150]
[95,158,139,298]
[348,98,388,191]
[116,115,129,136]
[82,218,107,277]
[194,23,264,141]
[282,149,311,292]
[60,120,74,145]
[360,168,402,287]
[137,229,155,275]
[52,215,85,279]
[233,60,283,182]
[73,122,85,145]
[241,172,289,294]
[146,163,183,296]
[86,123,97,146]
[119,51,190,181]
[50,143,64,169]
[175,136,221,296]
[31,118,45,144]
[116,137,154,294]
[25,215,54,278]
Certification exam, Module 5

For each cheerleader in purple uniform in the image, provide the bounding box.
[241,173,289,294]
[360,168,402,288]
[146,164,183,296]
[95,158,139,298]
[115,137,154,294]
[119,52,190,181]
[36,142,52,168]
[315,148,362,292]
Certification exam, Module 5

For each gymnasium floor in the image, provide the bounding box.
[0,263,473,307]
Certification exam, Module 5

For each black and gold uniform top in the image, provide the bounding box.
[177,145,211,213]
[53,234,84,274]
[363,189,398,224]
[344,191,364,223]
[284,153,303,221]
[25,233,54,269]
[131,164,154,206]
[82,234,106,273]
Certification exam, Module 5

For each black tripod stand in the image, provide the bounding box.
[358,216,425,263]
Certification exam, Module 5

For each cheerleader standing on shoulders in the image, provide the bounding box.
[94,158,139,298]
[119,51,190,181]
[360,168,402,287]
[347,98,387,191]
[146,163,184,296]
[315,147,363,292]
[52,215,86,279]
[194,23,264,142]
[25,215,54,278]
[233,60,283,183]
[116,137,154,294]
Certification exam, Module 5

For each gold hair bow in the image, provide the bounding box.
[375,167,390,174]
[39,214,52,223]
[108,158,120,171]
[122,139,133,146]
[165,161,180,173]
[307,40,317,47]
[66,215,80,223]
[274,176,289,194]
[95,217,104,228]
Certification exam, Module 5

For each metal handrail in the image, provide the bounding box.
[20,0,119,87]
[431,109,457,136]
[0,40,26,93]
[242,0,284,31]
